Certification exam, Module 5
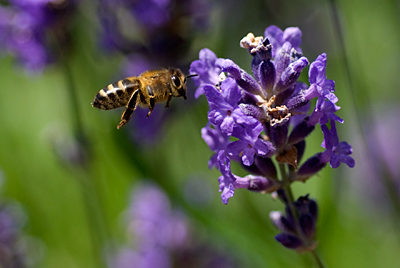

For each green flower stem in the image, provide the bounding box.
[62,57,108,268]
[310,249,326,268]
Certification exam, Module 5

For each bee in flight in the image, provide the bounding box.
[92,67,197,129]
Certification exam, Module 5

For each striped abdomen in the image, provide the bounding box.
[92,78,140,110]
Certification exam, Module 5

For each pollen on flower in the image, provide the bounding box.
[258,95,276,107]
[218,72,227,83]
[260,134,271,141]
[259,96,291,126]
[215,72,227,91]
[240,33,264,54]
[268,105,291,126]
[290,48,303,62]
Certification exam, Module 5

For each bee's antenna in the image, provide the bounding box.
[186,73,198,79]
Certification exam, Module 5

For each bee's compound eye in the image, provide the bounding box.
[171,75,181,88]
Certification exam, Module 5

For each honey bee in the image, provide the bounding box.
[92,67,197,129]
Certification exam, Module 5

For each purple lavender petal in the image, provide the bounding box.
[321,122,355,168]
[189,48,221,97]
[265,25,303,59]
[304,53,338,103]
[270,123,288,149]
[275,57,309,93]
[264,25,283,58]
[201,124,230,169]
[288,117,315,145]
[274,42,292,81]
[231,120,263,142]
[219,180,235,205]
[242,175,277,192]
[204,79,248,136]
[270,211,295,233]
[226,121,274,166]
[216,152,237,204]
[220,116,235,135]
[321,122,339,151]
[275,234,302,249]
[255,139,275,156]
[201,124,229,152]
[241,146,257,166]
[238,103,266,122]
[296,153,329,181]
[282,27,302,49]
[309,97,343,126]
[299,214,316,239]
[226,140,249,161]
[330,142,355,168]
[254,156,277,179]
[217,58,264,97]
[216,58,241,79]
[204,84,227,110]
[255,58,276,94]
[222,77,242,105]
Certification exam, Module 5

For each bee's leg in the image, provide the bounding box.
[117,89,140,129]
[146,85,155,117]
[165,94,172,108]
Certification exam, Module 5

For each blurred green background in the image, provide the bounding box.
[0,0,399,267]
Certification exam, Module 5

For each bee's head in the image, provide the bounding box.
[169,67,198,100]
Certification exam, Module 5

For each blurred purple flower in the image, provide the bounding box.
[0,203,27,268]
[111,182,239,267]
[98,0,210,57]
[0,0,75,73]
[351,107,400,213]
[127,183,188,251]
[110,183,187,268]
[130,0,171,28]
[111,247,170,268]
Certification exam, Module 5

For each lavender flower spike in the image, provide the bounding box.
[191,24,354,208]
